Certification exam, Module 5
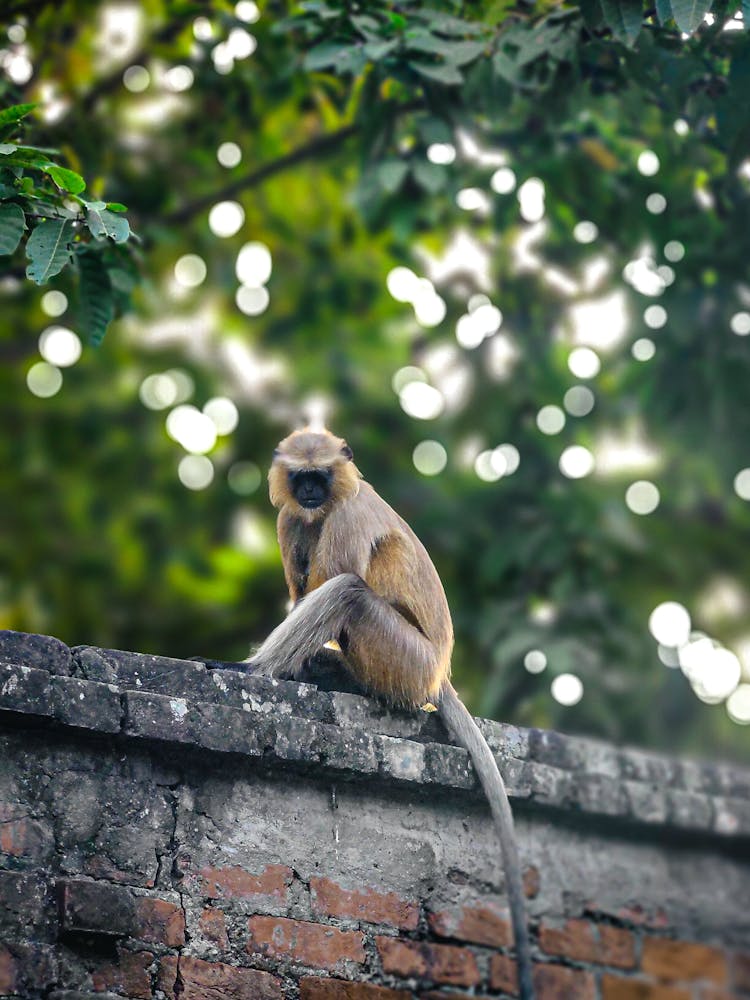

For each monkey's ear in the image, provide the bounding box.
[340,444,353,461]
[272,447,280,460]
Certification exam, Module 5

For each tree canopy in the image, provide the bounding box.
[2,0,750,762]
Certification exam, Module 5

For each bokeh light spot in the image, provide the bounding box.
[573,221,598,244]
[567,347,600,379]
[537,404,566,435]
[26,361,62,398]
[174,254,207,288]
[524,650,547,674]
[203,397,239,435]
[734,468,750,500]
[490,166,516,194]
[123,64,150,92]
[236,285,270,316]
[236,241,272,285]
[564,385,595,417]
[208,201,245,237]
[551,673,583,705]
[38,326,81,367]
[178,455,214,490]
[649,601,691,646]
[41,290,68,317]
[413,440,448,476]
[637,150,660,176]
[399,382,444,420]
[217,141,242,168]
[625,480,660,515]
[559,445,595,479]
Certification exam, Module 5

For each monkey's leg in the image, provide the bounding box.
[248,573,441,708]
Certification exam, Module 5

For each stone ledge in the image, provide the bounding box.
[1,629,749,841]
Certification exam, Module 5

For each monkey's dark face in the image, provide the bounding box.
[289,468,333,509]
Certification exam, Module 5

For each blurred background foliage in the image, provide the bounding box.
[2,0,750,762]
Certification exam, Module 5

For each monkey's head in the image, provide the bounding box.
[268,428,360,518]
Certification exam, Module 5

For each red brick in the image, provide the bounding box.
[0,943,55,995]
[376,937,480,987]
[490,957,595,998]
[311,877,419,931]
[301,977,412,999]
[588,902,670,930]
[731,952,750,991]
[200,863,291,903]
[92,949,153,999]
[0,815,52,859]
[539,918,635,969]
[247,915,365,971]
[601,974,692,1000]
[428,902,512,948]
[642,938,727,985]
[136,896,185,947]
[533,963,596,1000]
[158,954,281,999]
[200,906,229,949]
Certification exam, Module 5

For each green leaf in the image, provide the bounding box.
[363,39,398,59]
[78,251,115,346]
[743,0,750,26]
[412,60,464,85]
[444,39,487,65]
[416,10,487,36]
[0,144,16,155]
[417,116,453,145]
[42,164,86,194]
[0,202,25,255]
[655,0,673,24]
[670,0,713,32]
[0,103,36,126]
[86,205,130,243]
[600,0,643,45]
[304,42,355,71]
[412,159,446,192]
[377,158,409,193]
[106,202,128,213]
[25,218,75,284]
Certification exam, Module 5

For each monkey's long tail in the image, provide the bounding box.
[439,683,535,1000]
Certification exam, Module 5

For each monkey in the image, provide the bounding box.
[244,427,535,999]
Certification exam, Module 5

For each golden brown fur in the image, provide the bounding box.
[248,428,533,999]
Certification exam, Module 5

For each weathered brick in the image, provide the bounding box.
[376,937,480,987]
[92,949,154,999]
[641,938,727,985]
[731,951,750,991]
[135,896,185,947]
[0,811,54,860]
[57,878,137,937]
[158,954,281,999]
[247,915,365,971]
[200,862,291,904]
[0,870,49,936]
[0,942,56,995]
[428,902,512,948]
[50,674,122,733]
[311,877,419,930]
[539,918,635,969]
[199,906,229,949]
[301,978,412,999]
[533,963,596,1000]
[0,629,71,673]
[489,957,595,998]
[601,975,692,1000]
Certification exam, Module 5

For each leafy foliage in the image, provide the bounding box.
[0,103,136,343]
[2,0,750,762]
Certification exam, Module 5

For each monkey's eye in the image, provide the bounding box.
[340,444,353,461]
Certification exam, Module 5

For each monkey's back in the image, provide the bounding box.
[309,480,454,678]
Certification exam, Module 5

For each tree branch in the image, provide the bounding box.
[161,122,360,226]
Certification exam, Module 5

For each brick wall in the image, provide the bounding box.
[0,629,749,1000]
